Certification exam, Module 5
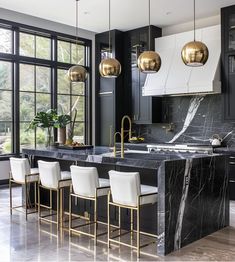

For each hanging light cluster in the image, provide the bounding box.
[181,0,209,66]
[99,0,121,78]
[137,0,161,73]
[68,0,87,82]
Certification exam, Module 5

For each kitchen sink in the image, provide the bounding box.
[101,149,183,161]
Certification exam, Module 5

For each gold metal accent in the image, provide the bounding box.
[99,58,121,78]
[69,186,110,244]
[68,65,87,82]
[68,0,87,82]
[113,131,121,157]
[9,171,38,221]
[181,0,209,66]
[99,0,121,78]
[38,180,71,230]
[107,190,158,258]
[121,115,132,158]
[138,51,161,73]
[181,41,209,66]
[137,0,161,73]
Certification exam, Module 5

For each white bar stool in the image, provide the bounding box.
[69,165,110,244]
[9,157,39,220]
[108,170,158,258]
[37,160,71,230]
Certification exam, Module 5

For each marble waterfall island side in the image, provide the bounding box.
[22,147,229,256]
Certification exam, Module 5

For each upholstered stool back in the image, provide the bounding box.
[70,165,99,197]
[109,170,141,207]
[10,157,30,183]
[38,161,61,189]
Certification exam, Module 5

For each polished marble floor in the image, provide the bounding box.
[1,186,235,261]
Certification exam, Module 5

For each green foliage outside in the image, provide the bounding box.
[0,32,86,154]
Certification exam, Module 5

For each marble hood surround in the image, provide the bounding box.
[142,25,221,96]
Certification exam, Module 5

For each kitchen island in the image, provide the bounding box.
[22,146,229,256]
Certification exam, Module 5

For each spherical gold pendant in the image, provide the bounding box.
[181,41,209,67]
[137,51,161,73]
[68,65,87,82]
[99,58,121,78]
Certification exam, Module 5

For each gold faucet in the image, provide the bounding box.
[121,115,132,158]
[113,131,121,157]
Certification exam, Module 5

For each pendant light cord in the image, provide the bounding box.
[193,0,195,41]
[76,0,79,62]
[108,0,111,58]
[148,0,151,50]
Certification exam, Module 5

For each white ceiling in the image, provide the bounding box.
[0,0,235,33]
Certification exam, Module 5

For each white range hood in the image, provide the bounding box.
[142,25,221,96]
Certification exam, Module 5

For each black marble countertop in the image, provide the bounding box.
[214,147,235,154]
[22,146,220,170]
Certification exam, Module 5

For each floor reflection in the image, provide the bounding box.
[1,186,235,261]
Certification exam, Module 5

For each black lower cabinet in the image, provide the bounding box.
[229,156,235,200]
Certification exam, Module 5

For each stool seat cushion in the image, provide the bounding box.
[97,178,110,197]
[59,171,72,188]
[140,185,158,206]
[30,168,39,174]
[61,171,71,180]
[26,168,39,183]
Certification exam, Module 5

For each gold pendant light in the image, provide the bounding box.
[68,0,87,82]
[181,0,209,67]
[99,0,121,78]
[137,0,161,73]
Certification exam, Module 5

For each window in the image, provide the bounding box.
[0,20,91,155]
[58,40,85,65]
[20,32,51,60]
[57,69,85,143]
[20,64,51,149]
[0,61,13,154]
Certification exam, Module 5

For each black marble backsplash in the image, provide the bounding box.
[134,94,235,146]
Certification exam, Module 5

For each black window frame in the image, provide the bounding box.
[0,18,92,155]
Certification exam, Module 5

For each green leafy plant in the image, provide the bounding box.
[53,114,71,128]
[27,109,57,147]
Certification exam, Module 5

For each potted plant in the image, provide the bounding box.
[54,114,71,144]
[27,109,56,147]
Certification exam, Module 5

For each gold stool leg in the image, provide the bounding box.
[60,188,63,228]
[118,206,121,232]
[131,209,134,240]
[137,205,140,258]
[107,191,110,248]
[25,182,28,221]
[38,184,41,223]
[69,192,72,237]
[9,178,12,216]
[57,189,60,231]
[94,198,97,245]
[34,182,37,211]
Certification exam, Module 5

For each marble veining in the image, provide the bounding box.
[135,94,235,147]
[169,96,204,143]
[174,159,193,250]
[22,147,229,256]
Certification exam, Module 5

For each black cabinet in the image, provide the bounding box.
[95,30,125,146]
[124,26,162,124]
[221,6,235,120]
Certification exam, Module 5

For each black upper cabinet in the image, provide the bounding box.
[222,5,235,120]
[95,30,124,146]
[124,26,162,124]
